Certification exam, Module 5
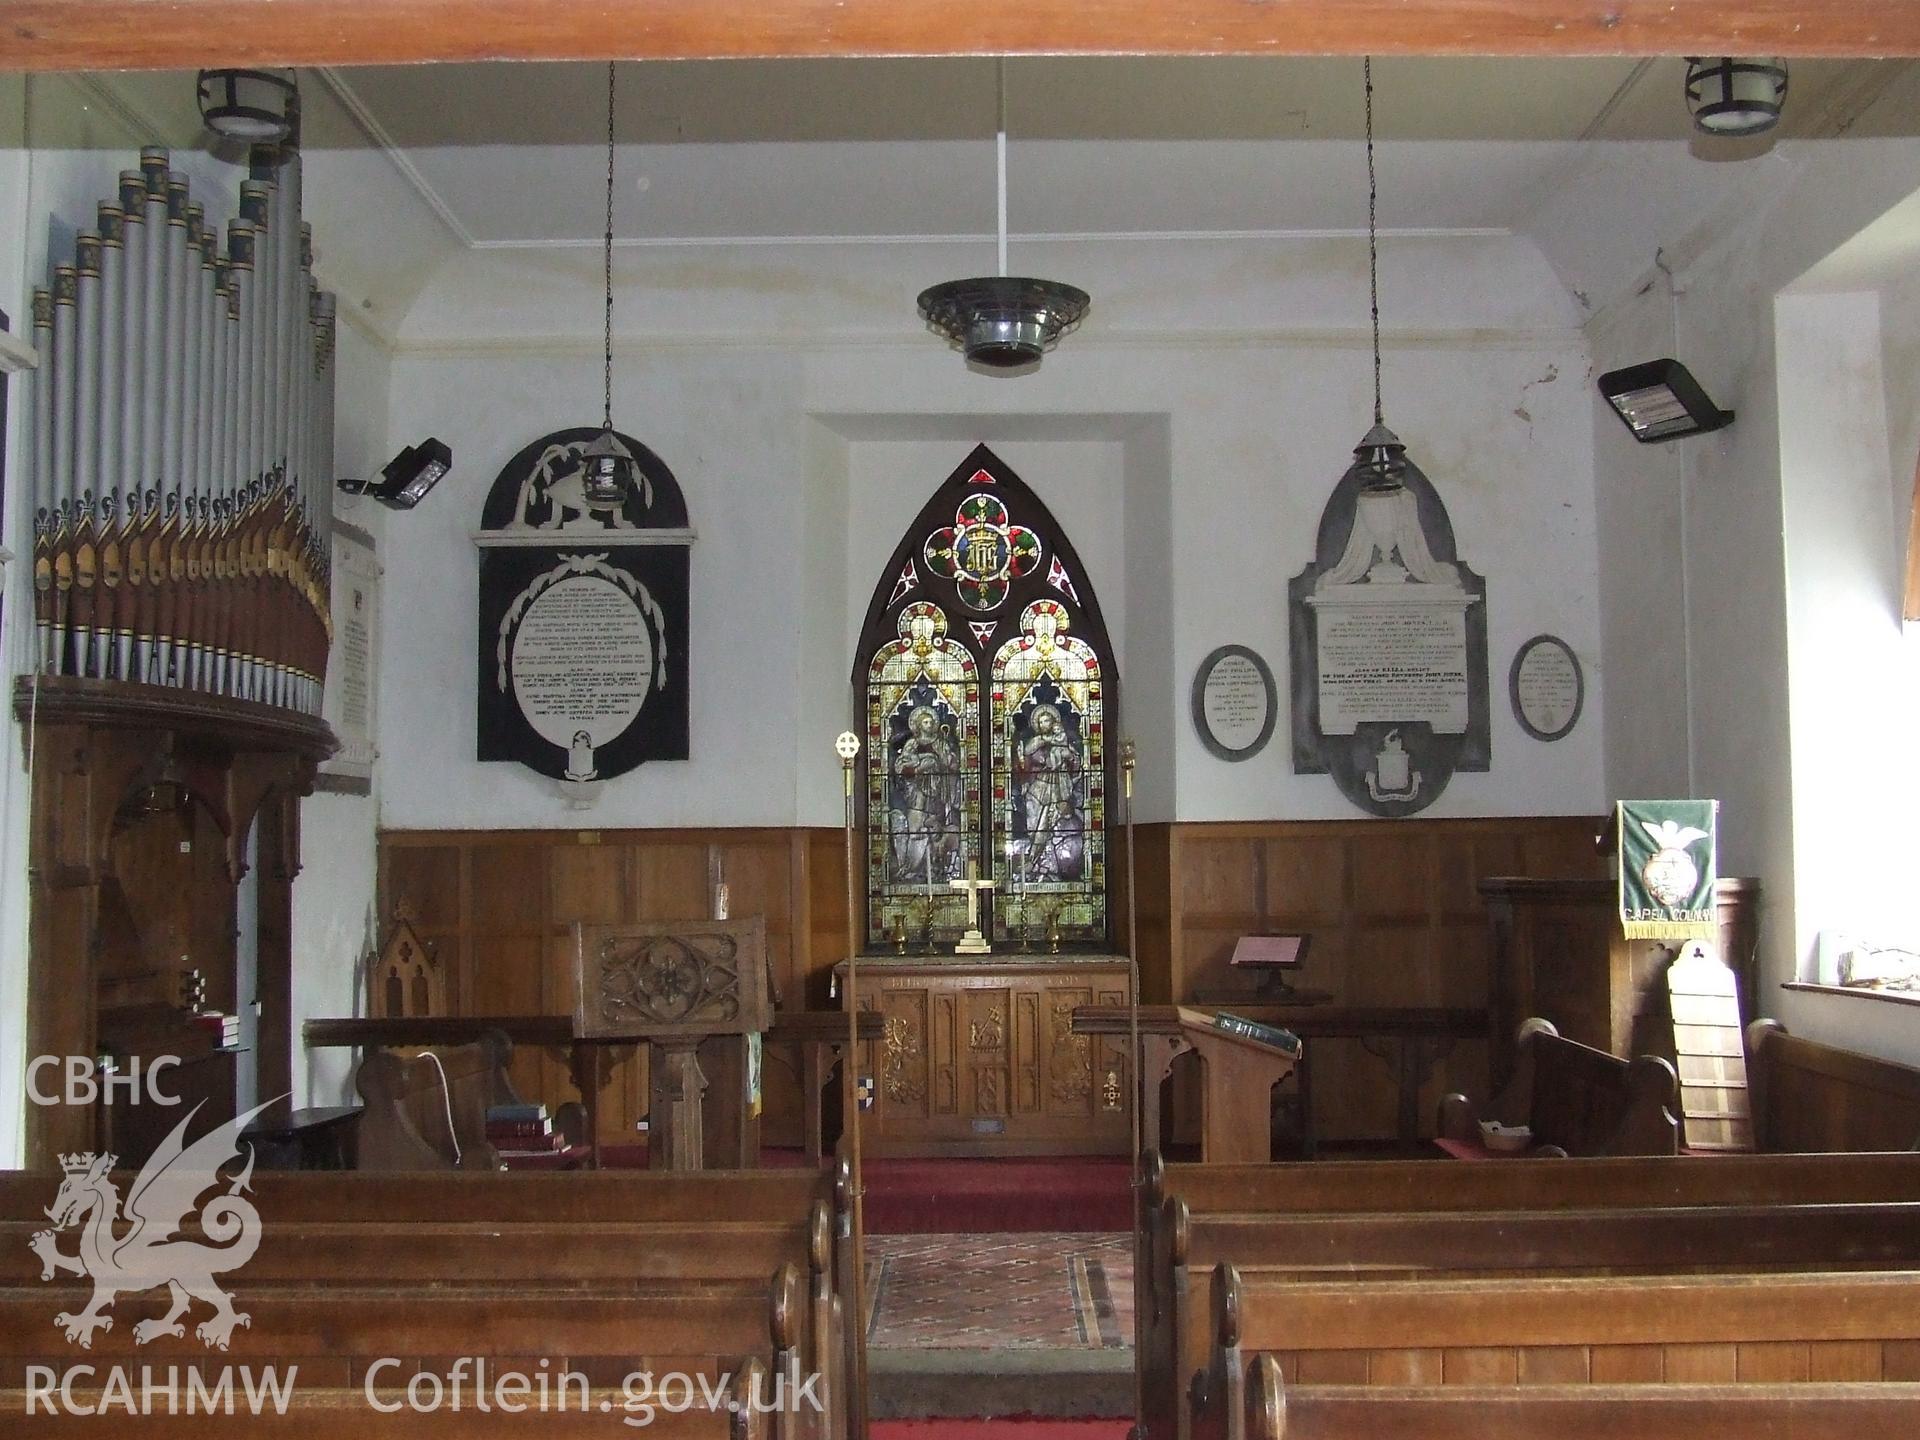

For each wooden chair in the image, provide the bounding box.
[1437,1018,1678,1157]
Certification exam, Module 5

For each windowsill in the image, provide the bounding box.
[1783,980,1920,1010]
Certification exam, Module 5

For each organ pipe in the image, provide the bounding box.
[24,143,337,714]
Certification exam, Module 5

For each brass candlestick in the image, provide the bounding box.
[1047,906,1063,954]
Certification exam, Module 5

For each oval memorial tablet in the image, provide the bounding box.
[510,572,655,755]
[1509,634,1584,742]
[1192,644,1278,761]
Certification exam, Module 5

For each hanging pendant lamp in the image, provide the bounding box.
[1353,57,1410,491]
[918,60,1089,371]
[583,61,638,509]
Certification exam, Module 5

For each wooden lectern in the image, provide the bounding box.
[572,918,772,1170]
[1173,1006,1302,1164]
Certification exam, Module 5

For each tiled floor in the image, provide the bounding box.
[866,1232,1133,1351]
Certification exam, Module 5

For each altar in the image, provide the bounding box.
[842,448,1134,1156]
[839,956,1133,1156]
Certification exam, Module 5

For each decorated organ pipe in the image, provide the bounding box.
[22,143,337,714]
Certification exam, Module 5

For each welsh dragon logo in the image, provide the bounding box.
[30,1099,277,1351]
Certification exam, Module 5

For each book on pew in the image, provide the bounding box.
[1178,1005,1303,1057]
[494,1131,570,1155]
[486,1118,555,1139]
[190,1011,242,1048]
[487,1103,549,1125]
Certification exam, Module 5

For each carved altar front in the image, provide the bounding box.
[840,956,1132,1156]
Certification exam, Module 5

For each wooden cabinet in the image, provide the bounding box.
[1481,876,1761,1089]
[839,957,1132,1156]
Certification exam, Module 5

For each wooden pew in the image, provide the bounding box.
[1152,1195,1920,1437]
[1244,1361,1920,1440]
[1747,1019,1920,1152]
[1145,1146,1920,1234]
[0,1168,855,1440]
[1140,1148,1920,1440]
[1437,1018,1679,1158]
[354,1030,518,1171]
[1202,1263,1920,1440]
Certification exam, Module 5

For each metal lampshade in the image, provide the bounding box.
[581,429,636,508]
[917,277,1091,370]
[197,68,299,144]
[1684,57,1789,137]
[1354,423,1409,491]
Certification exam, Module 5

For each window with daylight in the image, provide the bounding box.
[854,445,1117,952]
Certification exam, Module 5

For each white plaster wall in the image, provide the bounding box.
[1578,130,1920,1066]
[1877,266,1920,615]
[1776,292,1920,964]
[290,321,392,1110]
[379,232,1604,832]
[1587,284,1692,801]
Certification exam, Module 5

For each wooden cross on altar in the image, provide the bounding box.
[949,860,996,955]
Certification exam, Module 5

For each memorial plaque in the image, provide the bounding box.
[1288,441,1489,817]
[1509,633,1584,741]
[1192,644,1277,761]
[1312,601,1470,735]
[318,520,378,791]
[476,427,694,783]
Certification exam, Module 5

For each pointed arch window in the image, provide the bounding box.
[854,446,1116,951]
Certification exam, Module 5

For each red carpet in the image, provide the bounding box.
[590,1145,1131,1233]
[862,1156,1131,1234]
[874,1423,1130,1440]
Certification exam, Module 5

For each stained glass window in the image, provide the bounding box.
[855,445,1115,951]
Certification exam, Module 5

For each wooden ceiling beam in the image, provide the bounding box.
[7,1,1920,72]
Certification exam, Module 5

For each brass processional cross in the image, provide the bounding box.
[948,860,996,955]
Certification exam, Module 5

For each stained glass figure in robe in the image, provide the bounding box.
[992,599,1106,943]
[852,445,1117,953]
[865,600,980,946]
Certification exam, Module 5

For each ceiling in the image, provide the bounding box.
[314,56,1917,248]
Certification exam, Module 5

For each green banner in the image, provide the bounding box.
[1618,800,1718,940]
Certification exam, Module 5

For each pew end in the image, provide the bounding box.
[1746,1018,1920,1153]
[1437,1018,1678,1158]
[354,1029,517,1171]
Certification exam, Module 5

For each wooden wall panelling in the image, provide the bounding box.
[377,827,842,1150]
[806,830,850,1007]
[254,789,302,1112]
[1163,817,1603,1148]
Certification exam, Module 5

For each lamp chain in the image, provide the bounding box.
[1366,55,1383,428]
[604,60,616,434]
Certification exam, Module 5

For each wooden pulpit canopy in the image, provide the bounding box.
[571,917,773,1041]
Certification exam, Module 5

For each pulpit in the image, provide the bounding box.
[572,917,772,1170]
